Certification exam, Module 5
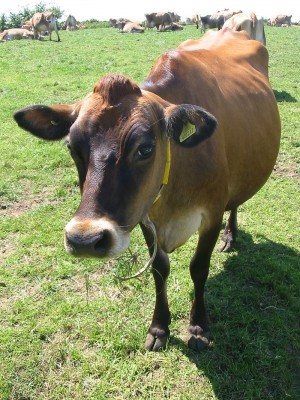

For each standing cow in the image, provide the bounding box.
[31,11,60,41]
[145,12,173,30]
[14,29,280,351]
[200,10,242,32]
[64,15,78,31]
[199,13,226,32]
[274,15,292,26]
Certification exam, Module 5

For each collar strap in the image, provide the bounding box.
[153,139,171,204]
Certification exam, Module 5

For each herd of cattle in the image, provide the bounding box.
[0,10,295,43]
[0,12,83,42]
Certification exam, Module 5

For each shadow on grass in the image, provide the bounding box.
[273,89,297,102]
[171,230,300,399]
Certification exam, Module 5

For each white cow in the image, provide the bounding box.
[222,12,266,46]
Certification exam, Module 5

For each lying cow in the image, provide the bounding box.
[222,12,266,45]
[14,29,280,351]
[114,19,131,31]
[122,22,145,33]
[31,11,60,41]
[21,20,33,31]
[0,28,34,42]
[159,22,183,31]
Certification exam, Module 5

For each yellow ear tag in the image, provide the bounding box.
[180,122,196,142]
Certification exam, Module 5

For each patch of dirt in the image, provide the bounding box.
[0,185,59,218]
[0,235,20,263]
[273,164,299,181]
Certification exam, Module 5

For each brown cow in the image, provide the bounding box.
[0,28,34,42]
[64,15,79,31]
[31,11,60,41]
[14,30,280,351]
[122,22,145,33]
[21,20,33,31]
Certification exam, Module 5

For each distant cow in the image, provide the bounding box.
[0,28,34,42]
[114,19,131,31]
[109,19,117,27]
[31,11,60,41]
[21,20,33,31]
[274,15,292,26]
[200,10,241,32]
[200,13,226,32]
[159,22,183,31]
[267,18,277,26]
[222,12,266,45]
[191,14,199,29]
[168,12,180,22]
[122,22,144,33]
[64,15,78,31]
[145,12,172,30]
[14,29,280,352]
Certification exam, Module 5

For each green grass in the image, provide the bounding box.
[0,26,299,399]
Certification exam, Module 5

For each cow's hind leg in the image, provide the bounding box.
[218,207,238,252]
[140,223,171,351]
[188,218,222,351]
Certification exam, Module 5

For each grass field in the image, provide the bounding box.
[0,25,299,399]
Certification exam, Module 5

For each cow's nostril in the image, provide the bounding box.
[93,230,111,253]
[65,229,113,257]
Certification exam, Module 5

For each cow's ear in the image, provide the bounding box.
[165,104,217,147]
[13,103,80,140]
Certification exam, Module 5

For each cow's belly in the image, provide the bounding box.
[37,23,49,31]
[155,208,204,253]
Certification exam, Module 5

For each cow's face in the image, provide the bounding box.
[64,82,169,258]
[14,74,217,258]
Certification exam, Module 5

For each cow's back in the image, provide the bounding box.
[142,30,280,211]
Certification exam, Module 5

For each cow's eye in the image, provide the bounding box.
[137,143,155,159]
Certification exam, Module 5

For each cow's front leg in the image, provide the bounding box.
[140,222,171,351]
[188,219,222,351]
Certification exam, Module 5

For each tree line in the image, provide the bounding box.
[1,1,112,31]
[0,1,64,31]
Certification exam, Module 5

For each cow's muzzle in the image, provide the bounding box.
[64,217,130,258]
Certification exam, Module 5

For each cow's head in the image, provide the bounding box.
[14,74,217,258]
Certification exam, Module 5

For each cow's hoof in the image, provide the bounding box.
[145,328,170,351]
[188,325,210,351]
[218,239,235,252]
